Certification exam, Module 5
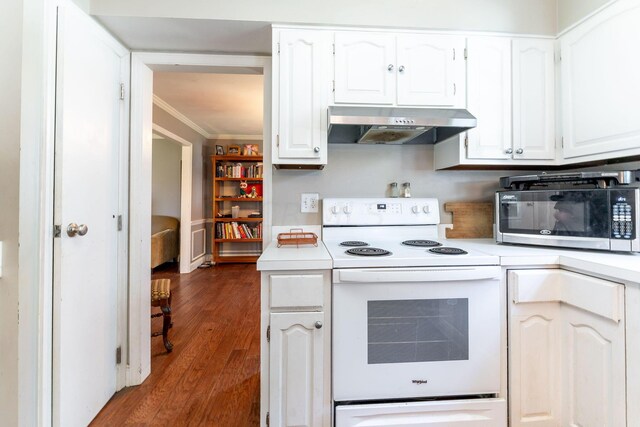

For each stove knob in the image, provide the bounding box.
[411,205,420,214]
[422,205,430,214]
[343,205,353,215]
[331,205,340,214]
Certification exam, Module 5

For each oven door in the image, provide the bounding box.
[333,266,501,402]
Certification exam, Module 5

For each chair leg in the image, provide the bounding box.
[161,303,173,352]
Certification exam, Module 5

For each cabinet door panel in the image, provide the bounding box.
[561,0,640,159]
[562,305,626,427]
[270,312,324,427]
[277,30,331,161]
[466,37,512,160]
[510,302,561,426]
[512,39,555,160]
[334,32,395,104]
[396,35,464,106]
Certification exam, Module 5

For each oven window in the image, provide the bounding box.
[367,298,469,364]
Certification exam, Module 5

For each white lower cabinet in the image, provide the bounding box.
[261,270,331,427]
[335,398,507,426]
[269,312,325,427]
[509,269,626,427]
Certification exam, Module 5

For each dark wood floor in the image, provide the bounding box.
[90,262,261,427]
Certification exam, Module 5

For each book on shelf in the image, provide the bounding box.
[215,162,263,179]
[215,221,262,240]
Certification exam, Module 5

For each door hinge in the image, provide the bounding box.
[277,42,280,55]
[266,412,270,427]
[561,137,564,148]
[117,214,123,231]
[453,48,456,60]
[332,43,335,55]
[120,83,125,100]
[116,346,122,364]
[464,47,468,60]
[54,225,61,238]
[276,135,280,148]
[332,80,335,92]
[464,135,469,148]
[267,325,271,342]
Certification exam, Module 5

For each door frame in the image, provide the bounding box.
[151,124,194,274]
[128,52,272,385]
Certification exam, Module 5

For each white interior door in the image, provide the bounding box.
[53,2,129,426]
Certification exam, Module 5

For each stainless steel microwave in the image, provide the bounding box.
[496,188,640,252]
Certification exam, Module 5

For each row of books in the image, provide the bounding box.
[215,222,262,240]
[215,162,263,179]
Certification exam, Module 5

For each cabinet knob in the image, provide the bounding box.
[398,65,405,73]
[515,148,524,155]
[505,148,513,154]
[313,146,320,153]
[315,321,323,329]
[387,64,394,72]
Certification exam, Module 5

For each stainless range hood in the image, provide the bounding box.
[328,106,476,145]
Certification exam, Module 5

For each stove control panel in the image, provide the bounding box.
[323,198,440,226]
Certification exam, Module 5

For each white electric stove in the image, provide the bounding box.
[323,198,507,426]
[323,197,498,268]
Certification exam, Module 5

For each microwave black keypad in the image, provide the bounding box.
[611,191,634,239]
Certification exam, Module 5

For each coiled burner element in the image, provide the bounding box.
[402,240,442,247]
[345,247,392,256]
[429,247,468,255]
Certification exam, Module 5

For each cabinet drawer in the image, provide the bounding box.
[336,398,506,426]
[270,274,324,309]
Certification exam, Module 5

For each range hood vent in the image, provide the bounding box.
[328,106,476,145]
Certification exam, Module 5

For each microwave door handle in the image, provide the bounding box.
[335,267,500,283]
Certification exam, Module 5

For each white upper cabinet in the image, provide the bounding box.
[434,36,557,169]
[334,32,395,104]
[465,36,512,160]
[560,0,640,161]
[396,34,464,106]
[274,29,333,166]
[512,38,556,160]
[334,32,465,107]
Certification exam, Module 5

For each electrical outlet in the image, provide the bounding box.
[301,193,319,213]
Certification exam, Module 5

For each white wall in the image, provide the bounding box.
[557,0,612,32]
[152,138,181,218]
[153,105,206,221]
[0,0,22,424]
[90,0,558,35]
[272,143,530,226]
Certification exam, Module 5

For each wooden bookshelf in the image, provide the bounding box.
[211,155,264,263]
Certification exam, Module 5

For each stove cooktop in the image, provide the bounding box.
[324,237,498,268]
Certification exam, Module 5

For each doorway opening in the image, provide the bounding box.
[127,53,271,388]
[150,125,193,274]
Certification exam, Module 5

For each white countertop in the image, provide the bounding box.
[447,239,640,284]
[257,240,333,271]
[258,233,640,283]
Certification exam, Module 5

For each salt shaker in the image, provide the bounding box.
[402,182,411,198]
[389,182,399,198]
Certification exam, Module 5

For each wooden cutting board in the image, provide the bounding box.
[444,202,494,239]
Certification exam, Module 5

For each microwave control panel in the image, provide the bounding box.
[611,190,636,239]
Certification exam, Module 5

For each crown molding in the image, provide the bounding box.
[152,94,211,138]
[152,95,263,141]
[208,134,263,141]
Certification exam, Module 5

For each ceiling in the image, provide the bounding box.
[97,16,272,54]
[153,72,264,139]
[96,17,268,139]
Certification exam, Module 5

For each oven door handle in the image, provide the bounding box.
[335,266,501,283]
